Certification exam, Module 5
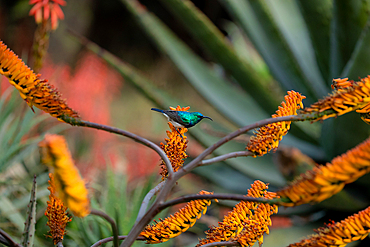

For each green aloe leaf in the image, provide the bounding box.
[0,197,25,232]
[320,113,370,159]
[330,0,370,79]
[151,0,281,113]
[221,0,327,101]
[264,224,322,247]
[296,0,333,82]
[341,19,370,78]
[318,189,369,211]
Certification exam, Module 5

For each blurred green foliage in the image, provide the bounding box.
[2,0,370,246]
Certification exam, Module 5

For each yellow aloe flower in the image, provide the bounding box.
[0,40,79,122]
[140,190,214,244]
[159,105,189,179]
[288,206,370,247]
[277,137,370,206]
[39,134,90,217]
[197,180,278,247]
[303,76,370,123]
[45,173,72,245]
[247,91,306,157]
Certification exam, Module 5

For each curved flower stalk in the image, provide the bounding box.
[302,76,370,123]
[247,91,306,157]
[45,173,72,245]
[139,190,214,244]
[0,40,79,122]
[288,206,370,247]
[159,105,189,179]
[197,180,278,247]
[39,134,90,217]
[277,136,370,206]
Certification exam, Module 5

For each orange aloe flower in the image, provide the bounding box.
[302,76,370,123]
[45,173,72,245]
[0,40,79,122]
[39,134,90,217]
[159,105,190,179]
[140,190,214,244]
[289,206,370,247]
[247,91,306,157]
[197,180,278,247]
[29,0,66,30]
[277,136,370,207]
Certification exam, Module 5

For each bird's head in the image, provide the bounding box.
[194,112,213,123]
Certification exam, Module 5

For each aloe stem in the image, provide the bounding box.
[136,181,165,223]
[158,193,283,212]
[199,151,253,166]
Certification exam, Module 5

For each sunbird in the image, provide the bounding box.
[151,108,213,136]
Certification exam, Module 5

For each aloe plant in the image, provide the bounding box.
[113,0,368,189]
[74,1,370,245]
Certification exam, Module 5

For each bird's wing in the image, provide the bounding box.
[165,111,190,126]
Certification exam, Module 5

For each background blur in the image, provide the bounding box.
[1,0,370,246]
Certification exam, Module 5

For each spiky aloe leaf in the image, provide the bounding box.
[330,0,370,79]
[125,0,281,114]
[296,0,332,81]
[21,175,37,247]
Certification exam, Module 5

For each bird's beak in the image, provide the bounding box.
[203,116,213,121]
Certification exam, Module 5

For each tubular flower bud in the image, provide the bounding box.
[45,173,72,245]
[247,91,305,157]
[140,190,214,243]
[277,137,370,206]
[303,76,370,124]
[197,180,278,247]
[0,40,79,122]
[288,206,370,247]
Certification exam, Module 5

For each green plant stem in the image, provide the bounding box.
[120,113,313,247]
[0,228,21,247]
[90,209,120,247]
[90,236,145,247]
[61,117,174,177]
[199,151,254,166]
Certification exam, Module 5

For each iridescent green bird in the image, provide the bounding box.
[151,108,213,135]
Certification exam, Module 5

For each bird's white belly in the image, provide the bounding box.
[163,113,184,128]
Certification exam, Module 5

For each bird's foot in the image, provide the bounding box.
[175,127,184,140]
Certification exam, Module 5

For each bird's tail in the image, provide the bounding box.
[151,108,165,113]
